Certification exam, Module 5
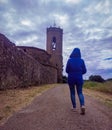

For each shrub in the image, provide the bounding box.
[62,75,68,83]
[89,75,105,83]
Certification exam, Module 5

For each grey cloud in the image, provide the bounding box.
[100,36,112,43]
[11,30,38,39]
[96,68,112,79]
[106,56,112,60]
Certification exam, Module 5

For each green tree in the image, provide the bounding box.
[89,75,105,83]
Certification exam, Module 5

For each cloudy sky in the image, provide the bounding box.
[0,0,112,79]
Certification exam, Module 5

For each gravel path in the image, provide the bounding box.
[0,84,112,130]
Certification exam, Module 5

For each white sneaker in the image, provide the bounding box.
[71,108,77,112]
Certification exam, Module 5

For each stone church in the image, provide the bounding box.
[0,26,63,89]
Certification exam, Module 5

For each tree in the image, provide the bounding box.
[62,75,68,83]
[89,75,105,83]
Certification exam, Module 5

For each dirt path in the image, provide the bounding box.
[0,85,112,130]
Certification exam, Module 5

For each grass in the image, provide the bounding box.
[0,84,56,125]
[84,81,112,94]
[84,81,112,107]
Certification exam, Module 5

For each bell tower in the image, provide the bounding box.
[46,26,63,82]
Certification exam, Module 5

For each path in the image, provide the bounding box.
[0,85,112,130]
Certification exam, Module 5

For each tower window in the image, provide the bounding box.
[52,37,56,50]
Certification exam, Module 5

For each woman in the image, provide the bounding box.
[66,48,87,115]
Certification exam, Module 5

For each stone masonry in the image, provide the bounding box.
[0,33,57,89]
[46,26,63,82]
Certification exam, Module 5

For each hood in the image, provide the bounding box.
[70,48,81,58]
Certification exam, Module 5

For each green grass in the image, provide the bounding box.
[84,81,112,94]
[84,81,112,107]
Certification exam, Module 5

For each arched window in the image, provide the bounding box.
[52,37,56,50]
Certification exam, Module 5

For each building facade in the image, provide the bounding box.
[46,26,63,82]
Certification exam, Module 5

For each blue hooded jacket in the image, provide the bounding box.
[66,48,87,84]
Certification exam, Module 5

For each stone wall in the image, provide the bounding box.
[17,46,51,65]
[0,33,57,89]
